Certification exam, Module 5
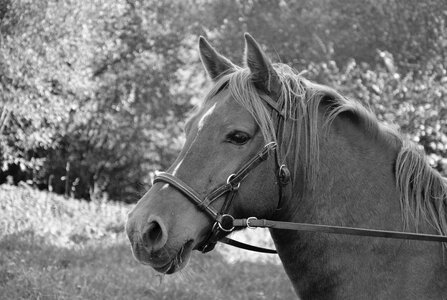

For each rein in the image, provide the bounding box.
[152,141,447,255]
[220,216,447,254]
[153,92,447,255]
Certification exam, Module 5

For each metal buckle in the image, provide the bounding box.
[246,217,258,229]
[259,141,277,160]
[279,164,290,185]
[226,174,241,190]
[264,141,277,149]
[217,214,235,232]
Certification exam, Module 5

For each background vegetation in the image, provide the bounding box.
[0,185,294,299]
[1,0,446,202]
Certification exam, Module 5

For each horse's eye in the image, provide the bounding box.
[226,131,251,145]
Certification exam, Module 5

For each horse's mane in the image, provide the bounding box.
[201,63,447,237]
[396,142,447,236]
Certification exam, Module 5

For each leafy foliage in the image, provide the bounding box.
[1,0,446,201]
[1,0,198,201]
[307,53,447,174]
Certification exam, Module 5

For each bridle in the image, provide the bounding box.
[154,140,290,253]
[153,92,447,255]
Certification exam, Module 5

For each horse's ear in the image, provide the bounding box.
[199,36,236,81]
[244,33,281,96]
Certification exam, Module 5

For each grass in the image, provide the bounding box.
[0,185,296,300]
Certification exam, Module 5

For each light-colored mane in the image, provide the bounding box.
[201,63,447,238]
[396,141,447,237]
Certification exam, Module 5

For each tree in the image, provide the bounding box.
[1,0,445,202]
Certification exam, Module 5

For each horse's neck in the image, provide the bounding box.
[304,115,402,229]
[281,113,404,228]
[270,115,442,299]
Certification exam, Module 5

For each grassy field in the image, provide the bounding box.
[0,185,296,300]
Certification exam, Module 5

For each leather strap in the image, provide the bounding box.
[259,93,284,117]
[153,172,219,219]
[232,217,447,243]
[220,237,277,254]
[212,217,447,255]
[228,141,277,185]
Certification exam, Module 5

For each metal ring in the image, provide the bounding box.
[246,217,258,229]
[218,214,235,232]
[279,164,290,185]
[279,164,287,173]
[226,174,241,190]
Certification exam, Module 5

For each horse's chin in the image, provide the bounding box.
[135,240,194,275]
[153,255,188,274]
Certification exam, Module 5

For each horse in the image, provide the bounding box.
[126,33,447,299]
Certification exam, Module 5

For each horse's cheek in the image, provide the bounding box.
[240,180,277,216]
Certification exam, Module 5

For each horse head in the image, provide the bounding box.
[126,34,288,274]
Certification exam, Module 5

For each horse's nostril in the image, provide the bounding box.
[142,217,167,253]
[146,222,162,243]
